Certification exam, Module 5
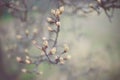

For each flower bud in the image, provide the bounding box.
[42,37,47,40]
[21,68,27,73]
[26,56,30,60]
[25,29,29,36]
[51,9,56,15]
[16,35,22,40]
[25,59,31,64]
[54,56,59,63]
[97,0,101,3]
[40,51,45,56]
[47,17,53,23]
[56,21,61,27]
[48,27,53,31]
[16,56,22,62]
[55,9,61,16]
[60,60,65,64]
[43,40,48,47]
[24,49,28,54]
[32,40,37,44]
[50,47,56,55]
[89,3,93,8]
[64,55,71,60]
[54,56,58,59]
[59,57,64,61]
[59,6,64,14]
[37,71,43,75]
[33,28,38,34]
[59,57,65,64]
[63,44,69,53]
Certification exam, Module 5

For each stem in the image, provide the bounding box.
[52,26,60,47]
[43,47,57,64]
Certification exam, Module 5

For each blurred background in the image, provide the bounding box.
[0,0,120,80]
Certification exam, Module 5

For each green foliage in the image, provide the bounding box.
[20,73,35,80]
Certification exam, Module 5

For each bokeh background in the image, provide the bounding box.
[0,0,120,80]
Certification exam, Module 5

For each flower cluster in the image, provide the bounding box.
[59,0,120,21]
[16,6,71,75]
